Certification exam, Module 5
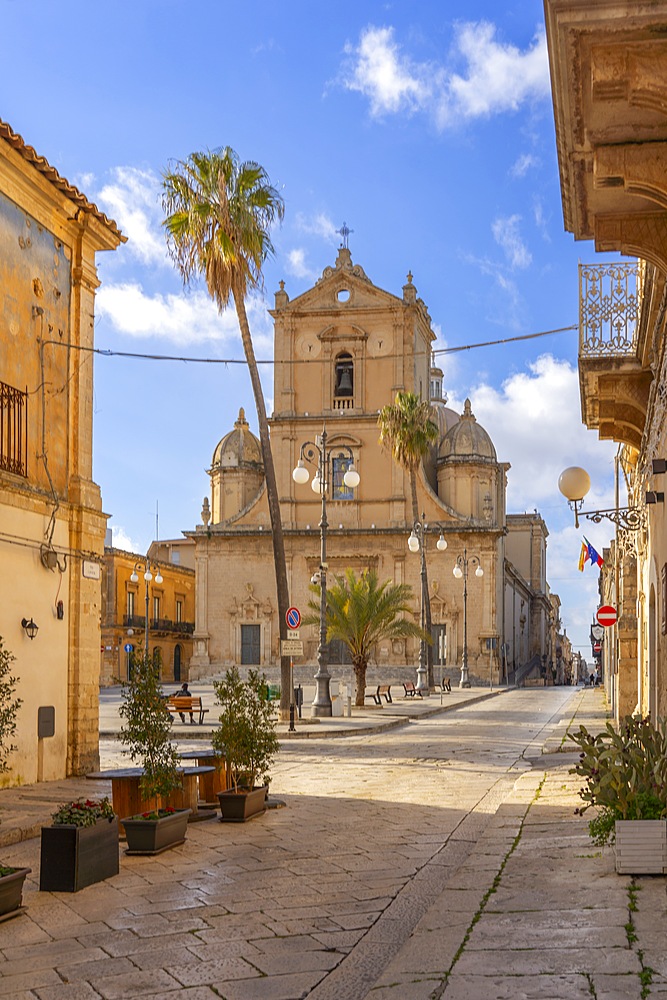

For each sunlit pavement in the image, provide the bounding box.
[1,686,660,1000]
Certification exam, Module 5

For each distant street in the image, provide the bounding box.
[2,686,628,1000]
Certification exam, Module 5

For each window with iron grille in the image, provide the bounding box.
[0,380,28,477]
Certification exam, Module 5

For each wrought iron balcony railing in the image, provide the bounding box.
[579,262,642,359]
[122,615,194,635]
[0,380,28,477]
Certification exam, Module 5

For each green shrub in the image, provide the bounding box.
[212,667,279,792]
[569,715,667,845]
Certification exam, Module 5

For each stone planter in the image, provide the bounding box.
[122,808,191,855]
[40,817,119,892]
[615,820,667,874]
[0,867,31,921]
[217,785,268,822]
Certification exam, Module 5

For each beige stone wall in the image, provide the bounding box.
[0,124,122,784]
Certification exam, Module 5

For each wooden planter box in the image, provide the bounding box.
[217,785,268,822]
[615,820,667,874]
[40,817,119,892]
[0,867,31,921]
[122,809,191,855]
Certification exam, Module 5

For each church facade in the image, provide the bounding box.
[188,248,553,687]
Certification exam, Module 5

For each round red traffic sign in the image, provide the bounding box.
[286,606,301,629]
[596,605,617,627]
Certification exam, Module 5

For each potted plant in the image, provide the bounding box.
[0,864,31,921]
[40,798,119,892]
[212,666,279,822]
[118,650,189,849]
[122,804,191,855]
[569,715,667,873]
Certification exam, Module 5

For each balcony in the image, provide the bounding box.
[0,380,28,477]
[122,615,194,636]
[578,262,653,451]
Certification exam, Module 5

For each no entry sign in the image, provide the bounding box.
[596,605,618,628]
[286,606,301,630]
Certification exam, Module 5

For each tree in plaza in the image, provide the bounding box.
[378,391,439,686]
[118,649,181,800]
[162,148,291,711]
[0,636,22,774]
[305,568,427,706]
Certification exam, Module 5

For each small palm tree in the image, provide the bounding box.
[162,147,291,709]
[378,391,438,685]
[305,569,428,706]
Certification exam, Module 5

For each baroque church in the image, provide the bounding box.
[187,247,554,687]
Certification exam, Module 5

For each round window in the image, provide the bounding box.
[337,288,350,303]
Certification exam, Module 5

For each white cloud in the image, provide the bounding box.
[340,22,549,128]
[510,153,539,178]
[342,26,432,116]
[295,212,340,244]
[443,22,549,123]
[108,525,141,554]
[448,354,617,513]
[492,215,532,270]
[96,166,167,267]
[96,283,274,354]
[286,248,318,281]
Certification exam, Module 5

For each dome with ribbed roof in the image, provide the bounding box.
[439,399,496,462]
[211,408,263,470]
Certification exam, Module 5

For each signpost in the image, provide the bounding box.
[596,605,618,627]
[285,607,302,732]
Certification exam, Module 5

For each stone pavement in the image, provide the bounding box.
[0,685,663,1000]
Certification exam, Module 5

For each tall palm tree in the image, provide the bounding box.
[305,569,427,705]
[378,391,439,686]
[162,148,290,711]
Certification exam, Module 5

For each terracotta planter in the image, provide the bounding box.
[40,817,119,892]
[615,820,667,874]
[0,867,31,920]
[122,808,191,855]
[217,785,268,822]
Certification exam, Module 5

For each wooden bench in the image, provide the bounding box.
[403,681,422,698]
[166,696,209,725]
[365,684,392,705]
[86,765,215,834]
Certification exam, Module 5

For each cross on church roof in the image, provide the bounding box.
[336,221,354,249]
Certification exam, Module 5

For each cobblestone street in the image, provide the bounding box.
[1,686,663,999]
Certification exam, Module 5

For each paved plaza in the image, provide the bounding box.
[0,685,664,999]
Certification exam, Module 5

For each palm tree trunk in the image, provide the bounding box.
[233,288,291,715]
[353,657,368,706]
[410,470,434,688]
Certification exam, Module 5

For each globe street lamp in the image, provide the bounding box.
[293,426,360,717]
[558,465,644,530]
[130,559,163,655]
[453,548,483,688]
[407,514,448,693]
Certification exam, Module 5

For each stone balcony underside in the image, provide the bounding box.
[580,359,651,451]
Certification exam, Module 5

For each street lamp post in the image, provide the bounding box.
[130,558,163,656]
[292,426,360,717]
[453,548,483,688]
[407,514,448,693]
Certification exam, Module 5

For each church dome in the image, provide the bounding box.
[431,399,460,440]
[439,399,496,462]
[211,408,263,470]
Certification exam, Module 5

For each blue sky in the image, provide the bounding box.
[2,0,624,657]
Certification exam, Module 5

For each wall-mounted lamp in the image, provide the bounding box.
[21,617,39,640]
[558,466,644,530]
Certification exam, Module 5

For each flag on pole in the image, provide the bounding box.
[579,536,604,570]
[578,540,587,572]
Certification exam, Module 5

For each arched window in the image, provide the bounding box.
[334,352,354,408]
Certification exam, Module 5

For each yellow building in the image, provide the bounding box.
[100,542,195,685]
[546,0,667,721]
[188,247,555,688]
[0,120,123,784]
